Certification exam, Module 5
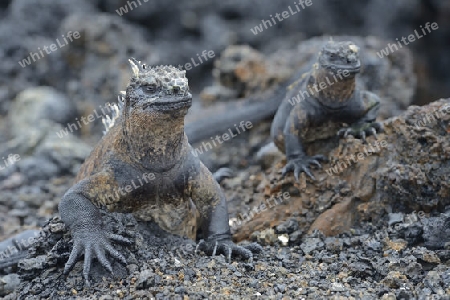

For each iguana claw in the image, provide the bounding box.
[196,239,262,263]
[281,155,328,181]
[338,121,383,143]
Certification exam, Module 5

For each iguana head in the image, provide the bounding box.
[318,41,361,76]
[124,58,192,117]
[117,59,192,163]
[309,41,360,108]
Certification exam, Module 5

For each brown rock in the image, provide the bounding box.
[384,238,408,252]
[308,198,356,236]
[381,271,408,289]
[200,45,294,102]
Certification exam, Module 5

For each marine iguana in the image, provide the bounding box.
[58,59,261,284]
[186,41,382,180]
[271,40,382,180]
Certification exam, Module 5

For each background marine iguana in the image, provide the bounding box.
[271,41,382,180]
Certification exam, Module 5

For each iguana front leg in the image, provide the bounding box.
[58,173,131,285]
[191,164,262,261]
[281,106,327,181]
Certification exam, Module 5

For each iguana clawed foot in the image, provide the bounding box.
[63,227,131,286]
[196,239,262,263]
[338,121,383,142]
[281,154,328,181]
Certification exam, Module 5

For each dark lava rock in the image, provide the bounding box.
[0,274,20,297]
[59,13,157,111]
[422,214,450,250]
[0,85,91,183]
[388,212,404,226]
[402,224,424,246]
[275,218,299,234]
[1,0,450,298]
[0,120,91,182]
[8,0,95,36]
[300,237,324,255]
[8,215,449,299]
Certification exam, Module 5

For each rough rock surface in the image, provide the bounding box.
[0,87,91,242]
[1,87,92,184]
[0,0,96,114]
[5,212,449,299]
[200,45,294,102]
[231,98,450,242]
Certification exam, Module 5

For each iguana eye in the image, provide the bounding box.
[143,85,157,94]
[173,86,180,94]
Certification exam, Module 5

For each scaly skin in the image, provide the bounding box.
[58,59,261,285]
[271,41,382,180]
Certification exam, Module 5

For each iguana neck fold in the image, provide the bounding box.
[120,111,187,172]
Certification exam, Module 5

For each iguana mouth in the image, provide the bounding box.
[149,97,192,111]
[323,62,361,74]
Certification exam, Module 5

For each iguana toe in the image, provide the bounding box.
[196,239,261,263]
[338,121,383,142]
[64,229,129,284]
[281,155,327,181]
